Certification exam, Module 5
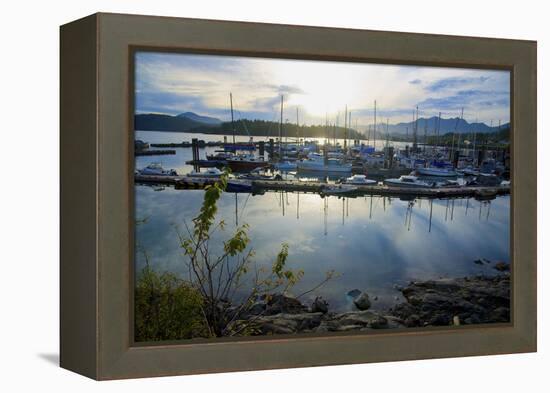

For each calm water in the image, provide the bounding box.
[134,131,510,312]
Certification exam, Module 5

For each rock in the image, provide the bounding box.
[494,262,510,272]
[311,296,329,314]
[265,293,306,315]
[336,324,364,332]
[353,292,371,310]
[368,315,388,329]
[404,314,420,327]
[474,259,484,265]
[347,289,362,298]
[337,310,379,326]
[389,275,510,327]
[373,296,378,301]
[248,301,266,316]
[260,323,295,335]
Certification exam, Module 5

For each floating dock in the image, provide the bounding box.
[134,175,510,200]
[135,149,176,156]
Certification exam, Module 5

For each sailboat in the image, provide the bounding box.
[297,153,352,173]
[224,93,268,172]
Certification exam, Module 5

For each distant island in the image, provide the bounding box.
[135,111,510,143]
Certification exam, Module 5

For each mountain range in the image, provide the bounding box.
[366,116,509,136]
[135,112,509,138]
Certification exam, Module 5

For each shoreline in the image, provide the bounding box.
[229,272,510,336]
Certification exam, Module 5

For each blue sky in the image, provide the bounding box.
[135,51,510,127]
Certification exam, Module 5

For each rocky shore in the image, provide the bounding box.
[231,269,510,336]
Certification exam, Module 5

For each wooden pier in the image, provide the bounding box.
[134,174,510,200]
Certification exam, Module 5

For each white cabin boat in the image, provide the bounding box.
[138,162,178,176]
[384,175,434,188]
[344,174,377,186]
[186,167,224,178]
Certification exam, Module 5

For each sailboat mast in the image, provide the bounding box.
[296,107,299,144]
[230,92,235,147]
[344,105,348,151]
[373,100,377,151]
[413,106,418,153]
[472,118,478,166]
[279,95,283,160]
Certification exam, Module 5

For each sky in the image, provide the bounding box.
[134,51,510,128]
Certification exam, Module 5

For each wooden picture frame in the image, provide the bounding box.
[60,12,536,380]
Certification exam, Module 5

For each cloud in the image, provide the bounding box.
[425,76,490,92]
[134,51,511,126]
[419,89,510,113]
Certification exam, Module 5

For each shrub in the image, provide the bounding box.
[135,266,208,342]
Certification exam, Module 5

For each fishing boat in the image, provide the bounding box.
[384,175,435,188]
[226,179,253,193]
[273,160,297,171]
[226,154,269,172]
[186,167,224,178]
[344,174,377,185]
[297,153,352,173]
[138,162,178,176]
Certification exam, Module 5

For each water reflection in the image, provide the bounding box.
[135,183,510,313]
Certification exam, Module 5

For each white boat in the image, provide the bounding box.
[344,174,377,186]
[138,162,178,176]
[274,160,297,171]
[321,184,358,195]
[384,175,434,188]
[186,167,224,178]
[458,167,480,176]
[297,153,352,173]
[416,167,458,177]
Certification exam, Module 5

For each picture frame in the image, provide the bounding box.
[60,12,536,380]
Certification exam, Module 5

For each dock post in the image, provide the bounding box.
[453,150,459,168]
[478,147,485,166]
[191,138,199,171]
[269,138,274,161]
[388,146,394,168]
[405,145,409,158]
[259,141,265,157]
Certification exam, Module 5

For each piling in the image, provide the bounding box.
[191,138,199,171]
[453,150,459,168]
[388,146,394,168]
[269,138,274,160]
[259,141,265,157]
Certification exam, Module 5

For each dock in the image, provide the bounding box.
[134,175,510,200]
[250,180,510,200]
[135,149,176,156]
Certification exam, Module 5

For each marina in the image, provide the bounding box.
[131,50,513,340]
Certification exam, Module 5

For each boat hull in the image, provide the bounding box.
[416,167,458,177]
[297,162,352,173]
[227,160,269,173]
[384,179,433,188]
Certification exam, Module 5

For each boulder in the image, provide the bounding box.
[353,292,371,310]
[311,297,329,314]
